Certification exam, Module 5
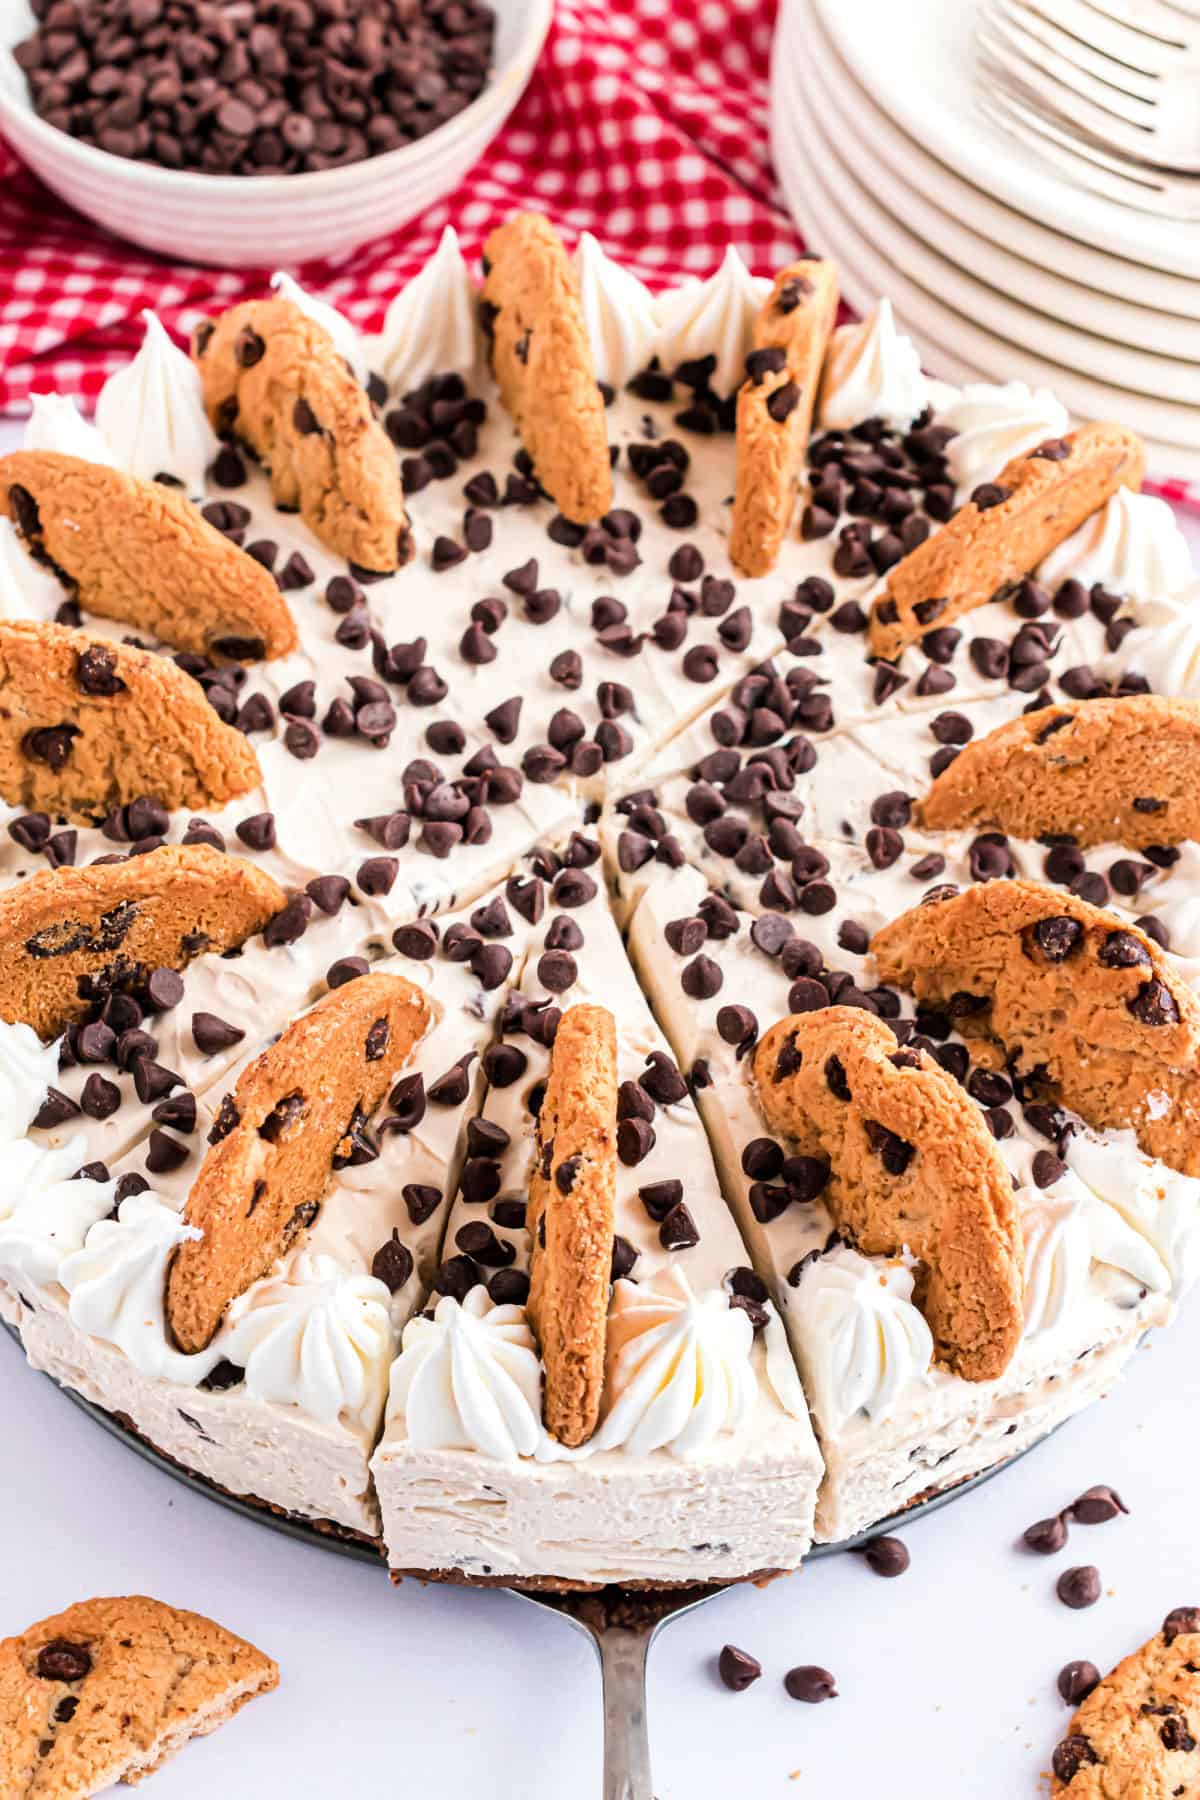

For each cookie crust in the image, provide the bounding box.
[867,423,1145,660]
[0,451,297,661]
[730,259,839,578]
[527,1002,619,1447]
[480,213,614,525]
[752,1008,1023,1381]
[167,972,434,1353]
[921,695,1200,849]
[192,297,409,574]
[873,879,1200,1177]
[0,844,285,1040]
[0,620,262,824]
[0,1593,277,1796]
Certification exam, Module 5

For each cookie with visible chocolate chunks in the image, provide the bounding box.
[867,423,1145,660]
[166,973,434,1353]
[0,1593,277,1794]
[921,695,1200,849]
[0,451,296,661]
[873,879,1200,1177]
[751,1008,1023,1381]
[0,845,285,1040]
[527,1001,619,1447]
[480,213,613,525]
[192,297,409,574]
[1049,1607,1200,1796]
[730,258,839,578]
[0,620,261,824]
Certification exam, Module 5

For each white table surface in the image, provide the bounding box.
[1,418,1198,1799]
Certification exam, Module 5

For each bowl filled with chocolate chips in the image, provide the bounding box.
[0,0,551,265]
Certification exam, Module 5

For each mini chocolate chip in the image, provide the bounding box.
[659,1201,700,1250]
[1052,1737,1099,1783]
[1163,1607,1200,1644]
[1057,1660,1101,1706]
[857,1536,910,1577]
[784,1666,837,1703]
[1127,978,1179,1026]
[1031,916,1084,962]
[191,1012,245,1055]
[1069,1485,1128,1525]
[1024,1513,1069,1554]
[718,1645,762,1692]
[36,1640,92,1682]
[1057,1565,1102,1609]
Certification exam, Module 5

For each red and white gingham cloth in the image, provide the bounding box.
[0,0,1195,512]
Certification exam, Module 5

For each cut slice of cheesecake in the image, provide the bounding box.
[372,849,823,1588]
[625,856,1185,1542]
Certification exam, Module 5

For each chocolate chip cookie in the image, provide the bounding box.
[1050,1607,1200,1794]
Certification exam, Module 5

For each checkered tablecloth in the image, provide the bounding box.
[0,0,1194,512]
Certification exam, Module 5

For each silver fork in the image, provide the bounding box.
[976,0,1200,172]
[507,1582,722,1800]
[974,49,1200,217]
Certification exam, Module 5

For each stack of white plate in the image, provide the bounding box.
[771,0,1200,483]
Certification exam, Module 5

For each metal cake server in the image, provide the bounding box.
[506,1582,723,1800]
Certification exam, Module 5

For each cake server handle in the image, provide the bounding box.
[592,1622,654,1800]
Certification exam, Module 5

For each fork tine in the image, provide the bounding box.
[975,71,1200,217]
[995,0,1166,96]
[1054,0,1198,48]
[981,3,1163,147]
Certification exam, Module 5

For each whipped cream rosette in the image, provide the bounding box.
[94,310,220,494]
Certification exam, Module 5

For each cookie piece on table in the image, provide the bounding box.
[0,1593,277,1793]
[729,258,839,578]
[192,297,409,574]
[166,972,434,1353]
[0,451,296,662]
[867,423,1145,660]
[1050,1606,1200,1794]
[873,879,1200,1177]
[752,1008,1023,1380]
[922,695,1200,849]
[0,845,286,1040]
[480,213,613,526]
[0,620,262,824]
[527,1001,619,1447]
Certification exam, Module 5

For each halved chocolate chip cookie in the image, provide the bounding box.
[527,1001,619,1446]
[166,973,434,1352]
[873,879,1200,1176]
[0,451,297,661]
[1050,1607,1200,1795]
[0,1593,277,1793]
[921,694,1200,849]
[752,1008,1023,1380]
[0,844,285,1040]
[0,620,262,823]
[192,297,409,574]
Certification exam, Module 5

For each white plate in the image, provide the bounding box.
[780,0,1200,338]
[809,0,1200,278]
[776,45,1200,404]
[769,71,1200,479]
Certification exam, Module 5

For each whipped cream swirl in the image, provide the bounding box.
[0,1021,62,1139]
[0,1137,115,1290]
[572,232,660,389]
[818,299,928,432]
[594,1268,757,1460]
[94,311,219,496]
[221,1250,394,1430]
[371,225,479,396]
[936,380,1070,496]
[1039,488,1193,608]
[0,516,67,620]
[23,392,115,466]
[387,1285,543,1461]
[61,1191,219,1383]
[1018,1187,1092,1336]
[1066,1131,1200,1300]
[1111,582,1200,699]
[271,272,369,387]
[655,247,771,397]
[795,1246,933,1426]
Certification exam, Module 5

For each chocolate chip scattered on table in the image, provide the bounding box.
[14,0,495,175]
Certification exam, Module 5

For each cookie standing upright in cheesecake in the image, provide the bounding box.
[166,973,434,1353]
[730,259,839,578]
[0,451,297,660]
[0,844,285,1039]
[0,1594,277,1793]
[868,423,1145,660]
[873,879,1200,1177]
[192,297,410,574]
[480,213,614,525]
[752,1009,1024,1380]
[920,694,1200,848]
[0,620,262,823]
[526,1001,619,1447]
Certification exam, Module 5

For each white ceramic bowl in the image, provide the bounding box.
[0,0,551,268]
